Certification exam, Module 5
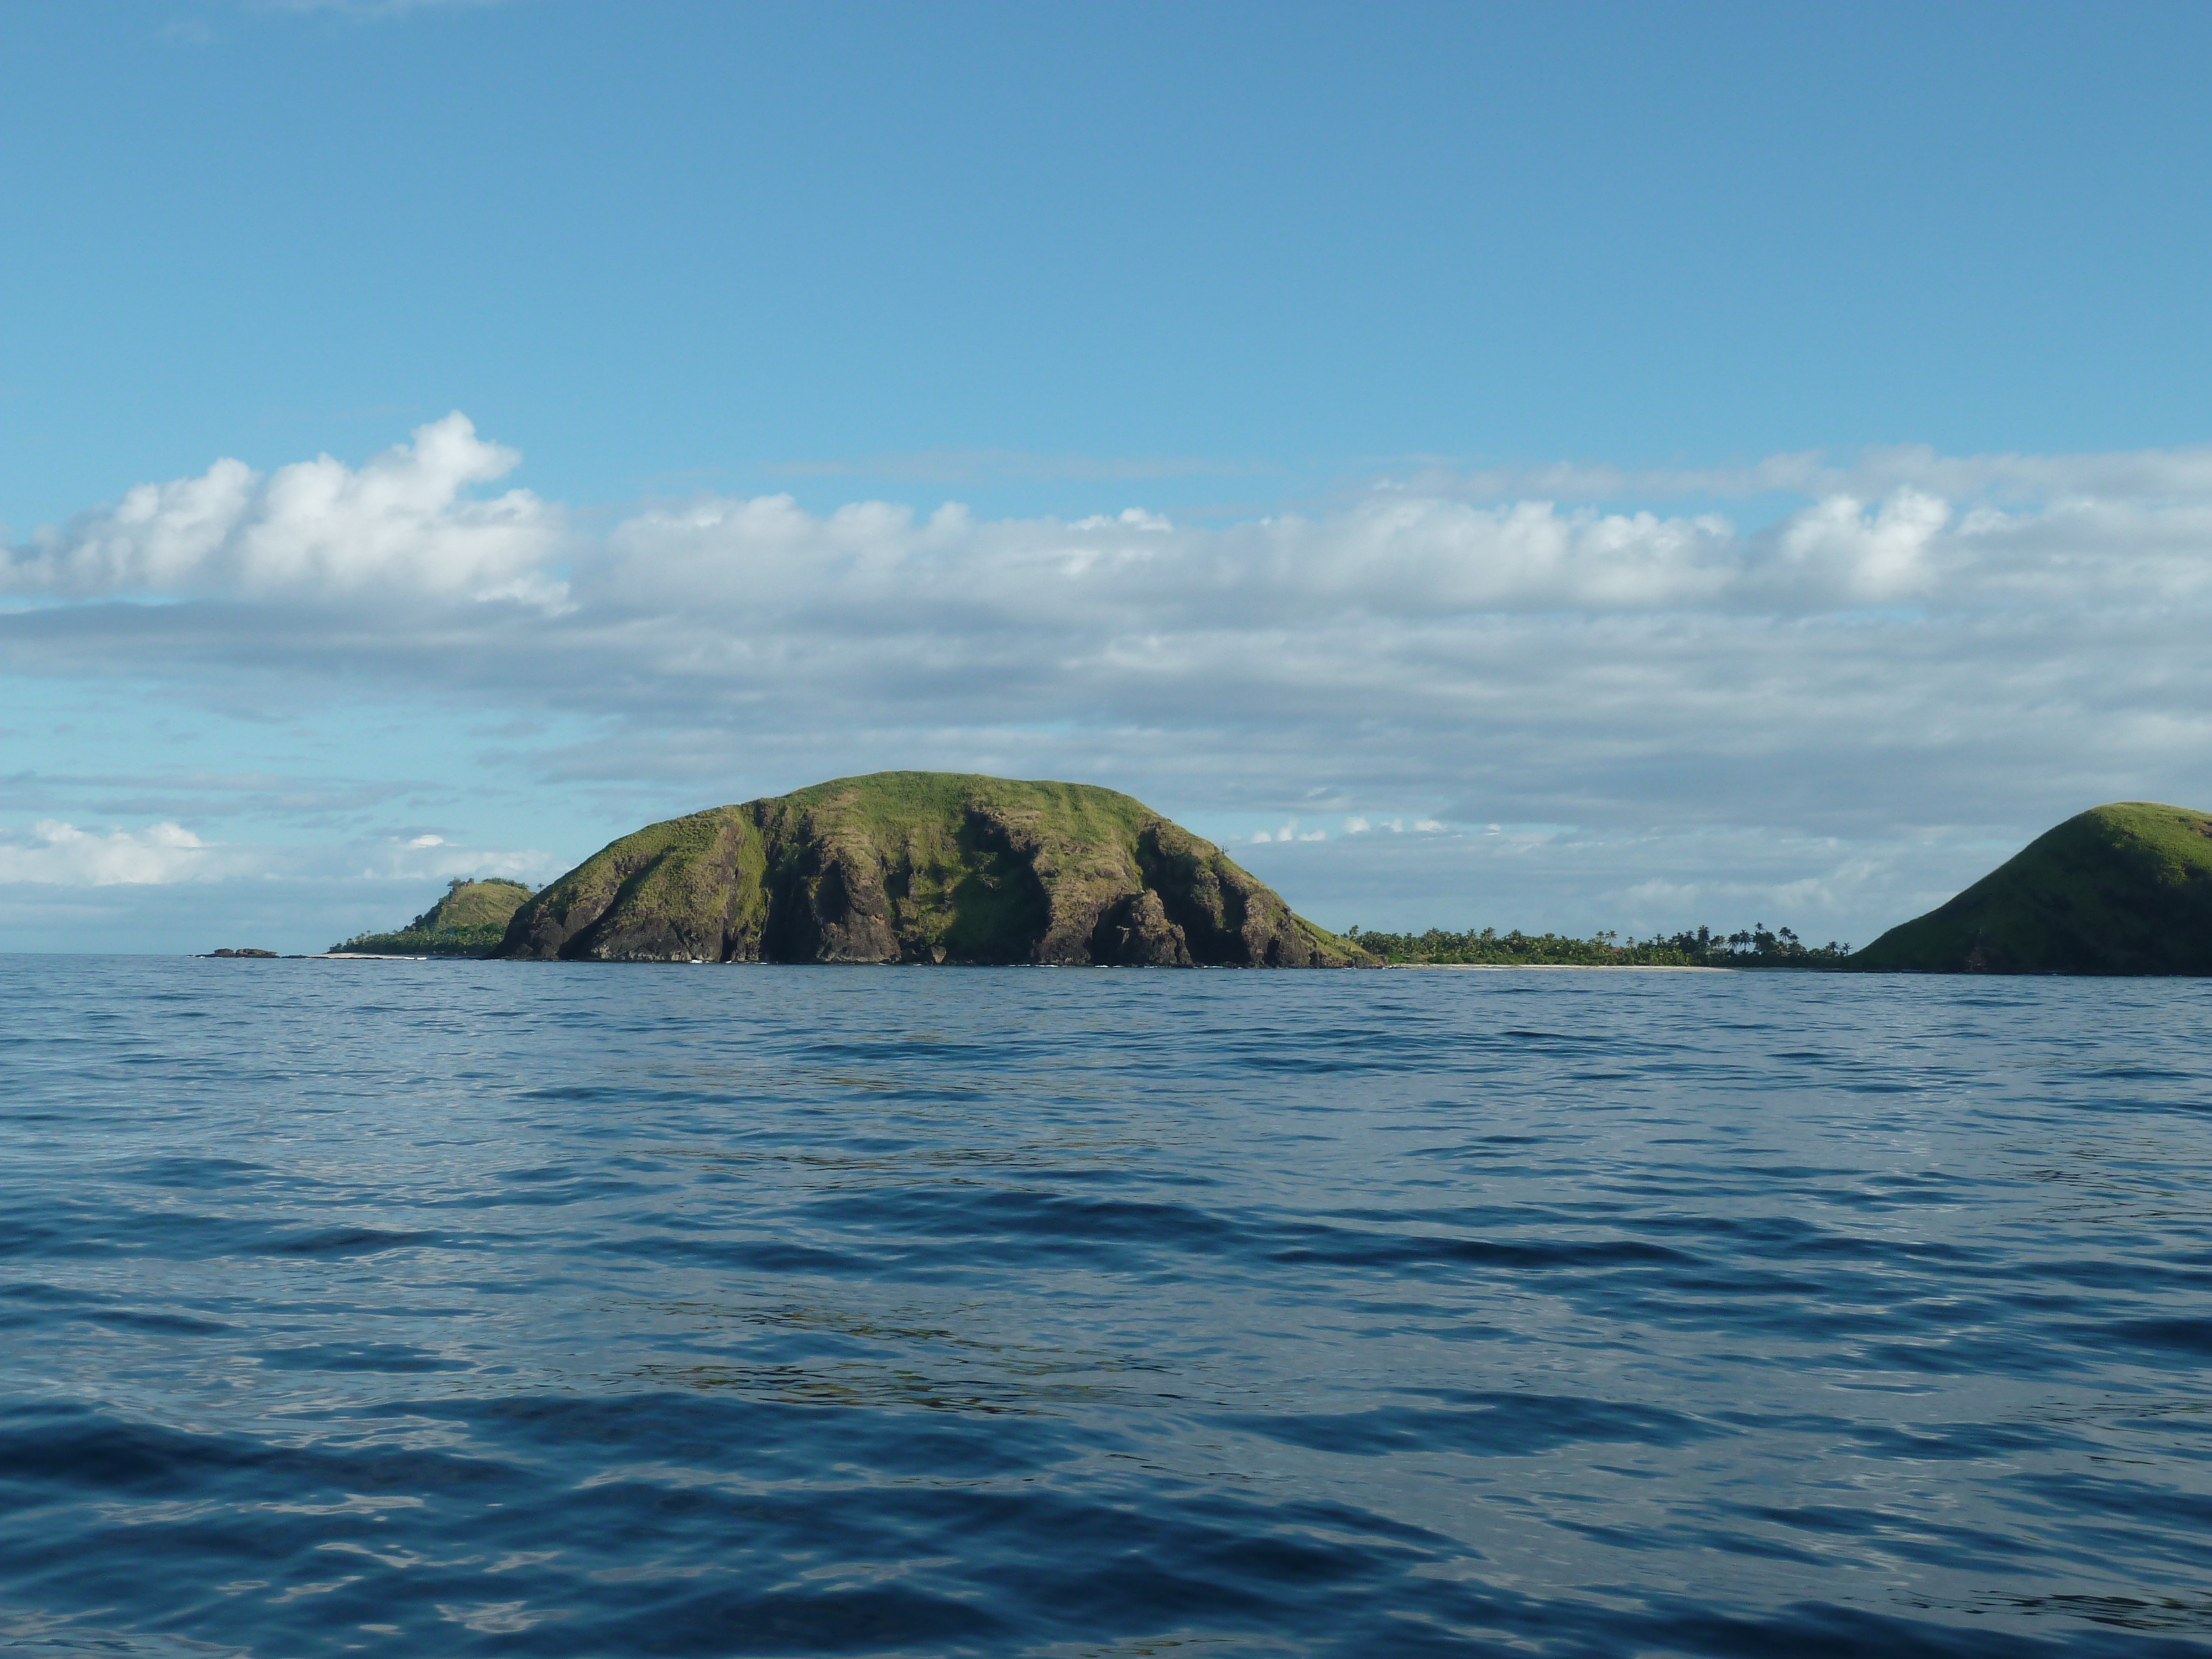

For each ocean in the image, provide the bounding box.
[3,956,2210,1657]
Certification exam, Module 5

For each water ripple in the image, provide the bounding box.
[2,958,2210,1655]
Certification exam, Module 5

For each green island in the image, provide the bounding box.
[497,772,1370,966]
[332,877,534,957]
[1848,801,2212,974]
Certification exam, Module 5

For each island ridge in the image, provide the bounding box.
[494,771,1375,967]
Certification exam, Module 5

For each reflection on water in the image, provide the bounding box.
[3,958,2211,1656]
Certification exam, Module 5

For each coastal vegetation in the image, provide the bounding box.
[333,877,533,957]
[497,772,1374,967]
[1849,801,2212,974]
[1350,924,1850,968]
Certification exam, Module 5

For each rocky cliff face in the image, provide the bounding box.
[498,773,1375,967]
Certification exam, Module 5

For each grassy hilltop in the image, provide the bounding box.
[333,877,533,957]
[499,771,1372,967]
[1850,802,2212,974]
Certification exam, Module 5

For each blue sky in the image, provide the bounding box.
[4,0,2211,952]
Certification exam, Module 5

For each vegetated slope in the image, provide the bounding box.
[1850,802,2212,974]
[334,878,534,957]
[497,772,1374,967]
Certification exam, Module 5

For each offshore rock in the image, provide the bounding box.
[497,772,1375,968]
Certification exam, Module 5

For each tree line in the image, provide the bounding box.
[1345,924,1851,968]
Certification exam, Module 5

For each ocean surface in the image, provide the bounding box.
[4,958,2212,1658]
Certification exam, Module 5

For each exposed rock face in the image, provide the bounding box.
[1850,801,2212,975]
[1091,889,1192,967]
[498,772,1375,967]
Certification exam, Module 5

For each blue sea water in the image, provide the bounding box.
[3,958,2212,1658]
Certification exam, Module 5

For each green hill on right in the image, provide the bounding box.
[1851,802,2212,974]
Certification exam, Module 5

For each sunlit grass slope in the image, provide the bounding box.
[333,877,534,957]
[1849,802,2212,974]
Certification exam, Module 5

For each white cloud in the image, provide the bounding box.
[1770,489,1949,601]
[360,837,550,884]
[587,472,2212,639]
[20,420,2212,630]
[0,812,556,894]
[1071,508,1173,533]
[0,821,221,886]
[1,414,565,604]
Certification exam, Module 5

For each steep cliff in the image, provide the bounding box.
[497,773,1374,967]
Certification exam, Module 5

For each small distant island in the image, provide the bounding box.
[332,877,534,957]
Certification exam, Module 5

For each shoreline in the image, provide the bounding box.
[290,954,1736,971]
[1386,962,1729,972]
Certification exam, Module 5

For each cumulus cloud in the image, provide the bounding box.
[349,834,553,885]
[19,418,2209,633]
[1768,489,1949,601]
[592,489,1751,624]
[0,816,554,894]
[582,471,2212,643]
[0,414,565,604]
[0,821,224,886]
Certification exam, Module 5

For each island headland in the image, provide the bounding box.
[495,772,1375,967]
[1848,801,2212,974]
[333,877,533,957]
